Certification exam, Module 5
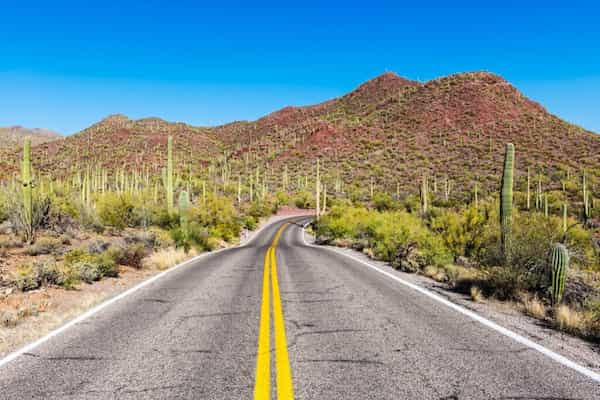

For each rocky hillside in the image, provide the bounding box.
[0,126,62,149]
[1,71,599,200]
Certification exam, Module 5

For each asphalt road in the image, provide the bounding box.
[1,216,599,399]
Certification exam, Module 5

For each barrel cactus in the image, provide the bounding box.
[549,243,569,306]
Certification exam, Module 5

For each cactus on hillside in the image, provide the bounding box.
[316,159,321,221]
[166,136,174,212]
[500,143,515,266]
[562,202,568,233]
[22,138,34,243]
[583,170,589,221]
[549,243,569,306]
[526,167,531,210]
[178,190,190,252]
[420,174,428,214]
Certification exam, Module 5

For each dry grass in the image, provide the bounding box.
[555,305,586,333]
[521,294,547,319]
[470,286,483,302]
[142,247,198,270]
[423,265,447,282]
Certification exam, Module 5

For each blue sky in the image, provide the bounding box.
[1,1,599,134]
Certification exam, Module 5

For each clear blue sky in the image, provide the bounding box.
[1,1,599,135]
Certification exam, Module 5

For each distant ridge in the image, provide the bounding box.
[0,126,62,149]
[2,71,599,199]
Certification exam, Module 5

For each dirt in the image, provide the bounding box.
[0,208,313,357]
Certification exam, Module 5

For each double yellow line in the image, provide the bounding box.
[254,223,294,400]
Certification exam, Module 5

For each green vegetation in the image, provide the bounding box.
[314,143,599,340]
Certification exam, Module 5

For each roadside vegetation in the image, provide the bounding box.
[0,137,312,330]
[315,146,600,342]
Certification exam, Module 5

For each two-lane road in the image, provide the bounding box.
[1,217,598,399]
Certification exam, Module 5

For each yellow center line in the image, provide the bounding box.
[254,247,272,399]
[253,223,295,400]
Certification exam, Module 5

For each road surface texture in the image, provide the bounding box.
[1,216,598,399]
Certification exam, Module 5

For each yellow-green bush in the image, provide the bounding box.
[431,205,488,259]
[96,192,142,229]
[317,206,451,271]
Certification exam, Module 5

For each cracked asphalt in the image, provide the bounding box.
[1,216,599,399]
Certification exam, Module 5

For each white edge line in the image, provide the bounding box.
[301,223,600,384]
[0,216,296,369]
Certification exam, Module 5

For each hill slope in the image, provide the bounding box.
[1,71,599,199]
[0,126,62,149]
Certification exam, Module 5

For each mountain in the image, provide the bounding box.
[0,126,62,149]
[1,71,599,199]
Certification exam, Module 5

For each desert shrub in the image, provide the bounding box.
[372,193,397,211]
[72,262,102,283]
[293,191,314,209]
[14,260,64,291]
[0,193,7,223]
[170,222,210,252]
[275,191,290,207]
[242,216,257,231]
[317,206,451,271]
[26,237,62,256]
[150,207,178,229]
[193,196,241,242]
[108,243,146,269]
[149,227,174,248]
[64,247,118,279]
[96,192,142,229]
[431,205,488,259]
[4,190,51,242]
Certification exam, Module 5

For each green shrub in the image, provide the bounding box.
[372,193,397,211]
[243,216,257,231]
[431,206,488,259]
[317,206,451,271]
[26,237,62,256]
[193,196,241,242]
[171,222,210,252]
[72,262,103,283]
[15,260,64,291]
[293,191,314,209]
[96,192,142,229]
[275,191,290,207]
[64,247,119,279]
[109,243,146,269]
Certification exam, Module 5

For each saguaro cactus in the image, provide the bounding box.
[166,136,174,212]
[500,143,515,266]
[179,190,190,251]
[550,243,569,306]
[562,202,568,233]
[526,167,531,210]
[583,170,589,221]
[420,175,428,214]
[22,138,34,243]
[316,159,321,221]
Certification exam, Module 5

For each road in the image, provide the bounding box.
[0,216,598,399]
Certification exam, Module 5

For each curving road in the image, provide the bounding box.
[0,216,598,399]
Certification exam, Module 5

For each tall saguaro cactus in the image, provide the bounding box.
[22,138,34,243]
[178,191,190,252]
[316,159,321,221]
[550,243,569,306]
[420,174,428,214]
[500,143,515,266]
[166,136,174,212]
[583,169,589,221]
